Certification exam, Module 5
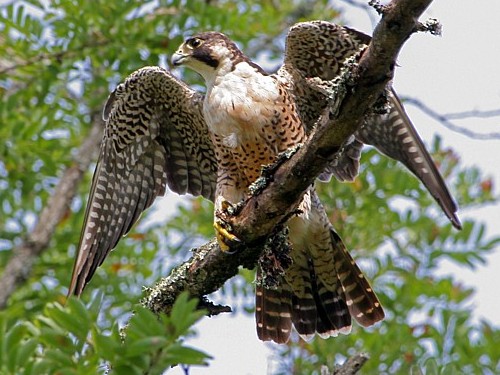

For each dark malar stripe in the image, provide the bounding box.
[193,50,219,68]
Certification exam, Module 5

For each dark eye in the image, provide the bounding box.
[187,38,202,48]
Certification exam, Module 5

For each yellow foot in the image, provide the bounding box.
[214,220,241,252]
[214,197,241,252]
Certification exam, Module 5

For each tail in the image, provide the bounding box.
[328,230,385,327]
[256,193,384,343]
[357,89,461,229]
[255,269,293,344]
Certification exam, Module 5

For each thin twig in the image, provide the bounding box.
[320,353,371,374]
[333,353,370,375]
[443,108,500,120]
[404,97,500,139]
[0,40,110,75]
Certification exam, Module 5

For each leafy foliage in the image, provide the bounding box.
[0,292,209,374]
[0,1,499,374]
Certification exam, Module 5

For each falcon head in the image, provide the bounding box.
[172,32,262,81]
[172,32,236,78]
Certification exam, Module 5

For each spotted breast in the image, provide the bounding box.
[204,60,304,186]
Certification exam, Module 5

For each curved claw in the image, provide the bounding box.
[214,196,242,252]
[214,220,241,253]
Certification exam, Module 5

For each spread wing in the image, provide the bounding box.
[69,66,217,296]
[357,90,460,229]
[279,21,370,132]
[279,21,461,229]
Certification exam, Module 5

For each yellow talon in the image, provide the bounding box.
[219,198,232,212]
[214,220,241,253]
[214,196,241,252]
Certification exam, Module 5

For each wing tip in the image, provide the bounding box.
[439,196,462,230]
[450,212,462,230]
[67,268,86,298]
[103,89,117,121]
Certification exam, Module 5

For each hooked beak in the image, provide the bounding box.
[172,51,189,66]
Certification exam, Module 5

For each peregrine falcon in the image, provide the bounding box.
[69,21,460,344]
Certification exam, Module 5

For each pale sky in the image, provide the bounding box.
[162,1,500,373]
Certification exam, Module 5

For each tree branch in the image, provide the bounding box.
[330,352,370,375]
[0,115,103,309]
[143,0,434,313]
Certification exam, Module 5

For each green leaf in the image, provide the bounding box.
[44,302,89,342]
[30,360,53,375]
[125,336,169,358]
[170,292,205,337]
[91,326,119,362]
[37,327,73,350]
[112,364,143,375]
[66,297,92,331]
[6,323,27,371]
[410,365,424,375]
[127,307,163,338]
[16,338,38,370]
[5,323,26,352]
[43,348,74,367]
[163,343,211,366]
[424,358,439,375]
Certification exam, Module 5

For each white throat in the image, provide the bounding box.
[203,59,234,89]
